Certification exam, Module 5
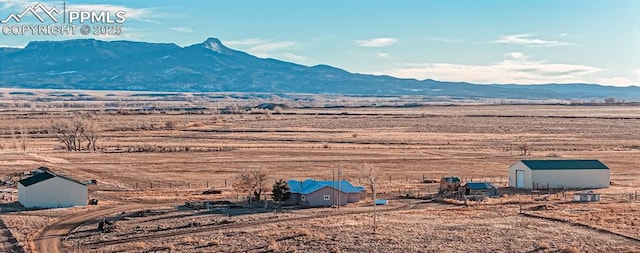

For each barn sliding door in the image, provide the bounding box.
[516,170,525,188]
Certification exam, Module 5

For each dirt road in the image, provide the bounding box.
[34,204,146,253]
[85,201,422,249]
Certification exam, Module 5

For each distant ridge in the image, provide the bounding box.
[0,38,639,101]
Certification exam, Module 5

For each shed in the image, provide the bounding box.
[508,160,610,189]
[18,170,88,208]
[462,182,498,196]
[287,179,366,207]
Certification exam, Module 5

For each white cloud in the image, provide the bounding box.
[354,37,397,47]
[595,77,637,87]
[0,43,23,48]
[0,0,31,9]
[635,69,640,79]
[225,38,298,58]
[504,52,527,61]
[170,27,193,33]
[281,52,306,62]
[249,41,296,53]
[559,33,568,37]
[380,53,605,85]
[225,38,270,47]
[375,52,390,59]
[493,34,573,47]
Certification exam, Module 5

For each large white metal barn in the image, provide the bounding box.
[508,160,610,189]
[18,170,88,208]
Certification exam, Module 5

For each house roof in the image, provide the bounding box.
[19,170,86,187]
[288,179,365,195]
[520,160,609,170]
[464,182,495,190]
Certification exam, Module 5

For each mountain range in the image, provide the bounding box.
[1,38,639,101]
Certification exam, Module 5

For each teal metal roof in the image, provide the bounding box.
[288,179,365,195]
[521,160,609,170]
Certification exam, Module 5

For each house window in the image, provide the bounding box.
[323,195,331,201]
[301,195,306,201]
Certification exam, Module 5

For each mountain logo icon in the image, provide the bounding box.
[1,2,61,24]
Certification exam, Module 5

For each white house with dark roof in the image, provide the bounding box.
[18,169,88,208]
[287,179,366,207]
[509,160,610,189]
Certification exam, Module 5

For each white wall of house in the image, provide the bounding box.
[508,161,609,189]
[18,177,87,208]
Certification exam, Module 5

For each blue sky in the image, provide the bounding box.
[1,0,638,86]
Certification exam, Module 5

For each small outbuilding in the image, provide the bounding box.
[287,179,366,207]
[462,182,498,197]
[18,169,88,208]
[573,191,601,202]
[509,159,610,189]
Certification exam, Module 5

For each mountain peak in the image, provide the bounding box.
[201,37,228,54]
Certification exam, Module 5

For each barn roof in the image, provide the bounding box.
[18,172,55,187]
[520,160,609,170]
[19,171,86,187]
[288,179,364,195]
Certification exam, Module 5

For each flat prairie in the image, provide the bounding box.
[0,93,639,252]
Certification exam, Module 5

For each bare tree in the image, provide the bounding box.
[10,128,17,150]
[604,97,616,104]
[50,113,99,151]
[233,168,269,203]
[82,115,99,151]
[19,127,27,151]
[517,143,531,156]
[360,163,379,200]
[360,163,380,234]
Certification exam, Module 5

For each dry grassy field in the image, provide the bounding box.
[0,89,639,252]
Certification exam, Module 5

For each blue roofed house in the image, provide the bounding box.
[287,179,366,207]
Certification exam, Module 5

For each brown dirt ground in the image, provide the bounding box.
[1,99,639,252]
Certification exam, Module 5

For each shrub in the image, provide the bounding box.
[165,120,178,129]
[536,241,550,250]
[298,228,312,236]
[267,240,279,251]
[560,246,581,253]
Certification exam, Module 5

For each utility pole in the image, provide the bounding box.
[337,164,341,210]
[332,169,336,207]
[373,180,377,235]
